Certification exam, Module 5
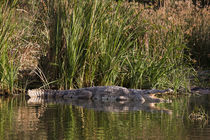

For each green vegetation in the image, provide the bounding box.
[0,0,19,94]
[0,0,209,94]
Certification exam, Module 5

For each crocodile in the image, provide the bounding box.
[28,86,173,103]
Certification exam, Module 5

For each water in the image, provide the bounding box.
[0,95,210,140]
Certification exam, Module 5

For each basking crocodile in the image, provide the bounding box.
[28,86,173,103]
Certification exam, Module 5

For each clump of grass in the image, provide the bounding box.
[45,0,141,89]
[0,0,19,94]
[2,0,208,93]
[158,0,209,68]
[185,7,210,67]
[39,0,193,90]
[12,0,49,89]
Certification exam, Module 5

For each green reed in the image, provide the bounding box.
[46,0,139,89]
[0,0,19,94]
[43,0,193,90]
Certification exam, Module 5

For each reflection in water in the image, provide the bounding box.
[13,105,48,140]
[0,95,210,140]
[0,97,47,140]
[27,97,172,114]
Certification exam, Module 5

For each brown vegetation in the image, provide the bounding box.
[0,0,209,93]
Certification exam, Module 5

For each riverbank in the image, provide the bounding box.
[0,0,209,94]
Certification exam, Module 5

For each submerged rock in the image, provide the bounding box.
[28,86,173,103]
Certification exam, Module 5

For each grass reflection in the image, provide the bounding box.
[1,95,210,140]
[37,102,187,140]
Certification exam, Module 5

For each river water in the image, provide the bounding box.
[0,94,210,140]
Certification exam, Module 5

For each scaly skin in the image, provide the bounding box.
[28,86,173,103]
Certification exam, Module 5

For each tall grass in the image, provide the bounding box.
[2,0,207,93]
[0,0,19,94]
[46,0,139,89]
[41,0,193,90]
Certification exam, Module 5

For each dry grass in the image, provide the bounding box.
[129,0,209,66]
[0,0,209,92]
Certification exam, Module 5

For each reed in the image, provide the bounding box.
[42,0,193,90]
[1,0,208,93]
[0,0,19,94]
[46,0,139,88]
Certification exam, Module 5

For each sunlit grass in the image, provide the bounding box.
[0,0,19,94]
[42,0,193,90]
[0,0,209,93]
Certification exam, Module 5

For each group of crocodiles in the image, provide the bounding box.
[28,86,173,103]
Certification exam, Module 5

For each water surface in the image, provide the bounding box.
[0,95,210,140]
